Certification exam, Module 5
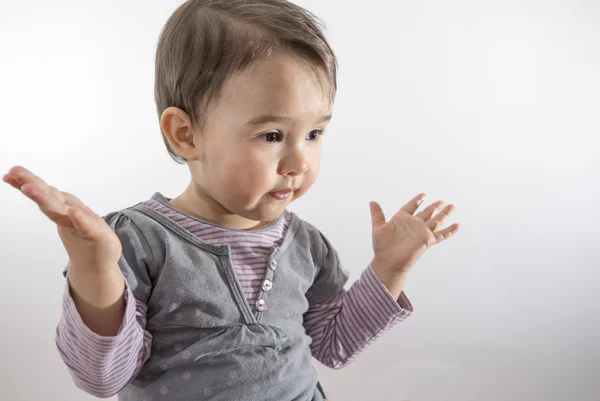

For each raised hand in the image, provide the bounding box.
[369,193,459,276]
[3,166,122,272]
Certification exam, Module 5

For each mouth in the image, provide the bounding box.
[269,188,296,200]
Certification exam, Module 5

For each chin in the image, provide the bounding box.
[238,204,287,223]
[254,209,287,222]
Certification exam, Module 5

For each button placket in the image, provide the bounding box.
[262,279,273,292]
[255,299,267,312]
[255,247,279,322]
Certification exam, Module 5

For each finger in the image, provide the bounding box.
[433,223,460,243]
[426,204,455,231]
[20,183,73,227]
[4,166,30,183]
[415,200,444,221]
[369,201,386,230]
[399,193,427,215]
[67,206,104,240]
[4,167,31,189]
[62,192,97,217]
[5,167,67,204]
[9,167,67,205]
[6,166,47,189]
[7,167,98,229]
[3,174,21,189]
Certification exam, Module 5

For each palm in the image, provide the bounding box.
[369,193,459,274]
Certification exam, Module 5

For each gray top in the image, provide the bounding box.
[63,197,350,401]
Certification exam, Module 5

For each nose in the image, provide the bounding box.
[278,147,308,177]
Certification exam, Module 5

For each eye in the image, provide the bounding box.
[259,131,282,142]
[306,129,323,141]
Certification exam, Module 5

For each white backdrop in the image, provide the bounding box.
[1,1,599,400]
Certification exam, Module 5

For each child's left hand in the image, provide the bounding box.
[369,193,459,277]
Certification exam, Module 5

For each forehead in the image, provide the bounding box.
[216,53,333,121]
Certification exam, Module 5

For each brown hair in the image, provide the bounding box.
[154,0,338,163]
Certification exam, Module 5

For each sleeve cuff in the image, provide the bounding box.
[62,272,138,342]
[364,264,414,314]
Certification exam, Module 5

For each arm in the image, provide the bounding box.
[3,166,155,397]
[56,211,156,397]
[304,193,459,369]
[304,264,412,369]
[67,263,126,336]
[56,276,152,398]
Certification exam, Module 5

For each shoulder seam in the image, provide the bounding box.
[120,210,157,275]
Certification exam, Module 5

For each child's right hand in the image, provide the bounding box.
[3,166,122,273]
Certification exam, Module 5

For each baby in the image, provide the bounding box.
[3,1,459,400]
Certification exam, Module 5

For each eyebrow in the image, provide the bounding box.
[246,114,332,126]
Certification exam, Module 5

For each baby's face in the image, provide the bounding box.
[191,53,333,224]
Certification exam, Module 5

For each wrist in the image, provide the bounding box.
[371,257,410,278]
[370,258,409,300]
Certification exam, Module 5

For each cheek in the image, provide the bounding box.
[309,149,321,178]
[229,152,274,189]
[305,167,319,188]
[300,153,321,191]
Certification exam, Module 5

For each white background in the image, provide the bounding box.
[1,0,599,400]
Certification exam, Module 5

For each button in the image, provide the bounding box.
[268,259,278,270]
[255,299,267,312]
[262,279,273,292]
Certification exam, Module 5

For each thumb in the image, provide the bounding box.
[369,201,386,230]
[67,206,104,240]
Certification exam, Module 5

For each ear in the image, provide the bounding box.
[160,107,200,161]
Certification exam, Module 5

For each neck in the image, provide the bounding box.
[169,182,268,230]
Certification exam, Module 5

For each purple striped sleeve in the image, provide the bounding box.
[55,274,153,398]
[303,264,413,369]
